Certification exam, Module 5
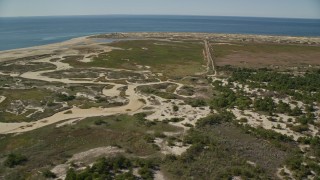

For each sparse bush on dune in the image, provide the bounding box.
[4,153,28,168]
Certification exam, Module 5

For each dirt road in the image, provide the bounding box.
[204,40,216,75]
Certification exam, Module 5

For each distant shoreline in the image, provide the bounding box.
[1,14,320,20]
[0,32,320,54]
[0,15,319,51]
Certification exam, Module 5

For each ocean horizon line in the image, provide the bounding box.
[1,15,319,51]
[1,14,320,20]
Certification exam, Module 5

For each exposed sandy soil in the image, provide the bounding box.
[0,96,6,104]
[277,166,295,180]
[154,171,166,180]
[154,138,190,156]
[51,146,124,179]
[232,108,303,140]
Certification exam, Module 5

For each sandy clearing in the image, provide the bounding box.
[154,138,190,156]
[69,146,124,163]
[173,82,196,98]
[154,171,166,180]
[277,166,295,180]
[143,94,211,130]
[232,108,303,140]
[52,146,124,179]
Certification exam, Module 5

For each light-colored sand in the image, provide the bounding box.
[69,146,124,163]
[55,118,83,128]
[0,36,90,62]
[276,166,295,180]
[52,146,124,179]
[142,94,211,130]
[154,171,166,180]
[154,138,190,155]
[0,96,6,104]
[232,108,303,140]
[0,84,144,134]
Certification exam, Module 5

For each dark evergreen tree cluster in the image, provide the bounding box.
[211,81,252,110]
[228,68,320,103]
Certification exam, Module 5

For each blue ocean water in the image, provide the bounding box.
[0,15,319,51]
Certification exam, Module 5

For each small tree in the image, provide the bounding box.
[173,105,179,112]
[42,169,57,178]
[65,168,77,180]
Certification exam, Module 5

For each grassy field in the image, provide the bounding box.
[64,40,206,77]
[213,43,320,57]
[0,114,182,179]
[212,43,320,69]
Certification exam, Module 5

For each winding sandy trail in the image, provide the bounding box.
[0,52,148,134]
[0,84,144,134]
[0,36,207,134]
[0,55,186,134]
[204,40,216,76]
[0,67,197,134]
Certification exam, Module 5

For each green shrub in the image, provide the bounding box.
[138,166,154,180]
[196,113,233,127]
[254,97,275,113]
[94,119,107,125]
[290,107,303,116]
[290,124,309,132]
[4,153,28,168]
[239,117,248,123]
[65,168,77,180]
[188,99,206,107]
[42,169,57,178]
[57,93,76,101]
[173,105,179,112]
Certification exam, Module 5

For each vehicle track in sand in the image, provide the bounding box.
[204,40,216,76]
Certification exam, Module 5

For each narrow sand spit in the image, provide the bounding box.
[0,36,91,62]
